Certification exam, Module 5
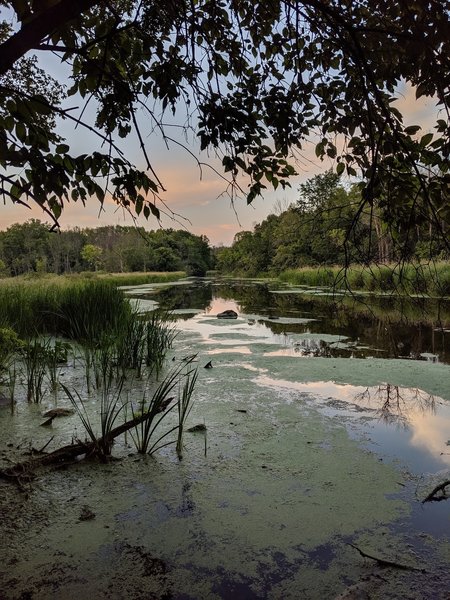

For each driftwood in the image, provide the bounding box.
[0,398,173,485]
[422,480,450,503]
[348,544,426,573]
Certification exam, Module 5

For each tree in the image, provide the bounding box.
[0,1,449,254]
[80,243,102,271]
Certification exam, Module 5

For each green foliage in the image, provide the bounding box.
[0,221,213,276]
[80,243,103,271]
[0,2,448,252]
[217,170,450,276]
[0,327,23,373]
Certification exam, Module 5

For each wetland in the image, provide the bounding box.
[1,277,450,599]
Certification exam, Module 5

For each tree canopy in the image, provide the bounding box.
[0,1,449,252]
[0,219,213,275]
[216,170,450,276]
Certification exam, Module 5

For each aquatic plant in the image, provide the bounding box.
[176,365,198,460]
[130,357,197,456]
[0,327,23,377]
[144,312,177,376]
[130,368,180,455]
[99,272,186,287]
[21,338,50,403]
[62,378,126,458]
[278,261,450,298]
[45,340,70,393]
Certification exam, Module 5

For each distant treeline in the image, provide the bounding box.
[0,221,214,277]
[215,171,449,276]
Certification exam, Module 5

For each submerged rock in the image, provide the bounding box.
[217,309,238,319]
[187,424,207,432]
[42,408,74,418]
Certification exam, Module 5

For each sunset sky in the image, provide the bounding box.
[0,64,438,247]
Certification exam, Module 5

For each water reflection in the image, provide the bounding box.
[140,279,450,364]
[355,384,436,426]
[255,375,450,471]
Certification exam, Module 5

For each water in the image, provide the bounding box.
[2,277,450,599]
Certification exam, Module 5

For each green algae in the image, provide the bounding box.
[2,279,450,599]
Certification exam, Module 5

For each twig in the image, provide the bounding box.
[37,437,55,453]
[348,544,426,573]
[422,480,450,503]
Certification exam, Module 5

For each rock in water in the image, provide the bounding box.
[42,408,74,418]
[217,309,238,319]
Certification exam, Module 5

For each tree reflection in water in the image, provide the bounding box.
[355,384,436,427]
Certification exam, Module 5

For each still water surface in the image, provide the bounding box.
[131,277,450,478]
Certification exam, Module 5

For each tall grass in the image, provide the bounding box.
[176,365,198,459]
[62,378,126,458]
[131,358,198,456]
[21,338,49,403]
[278,261,450,297]
[98,272,186,286]
[0,277,132,339]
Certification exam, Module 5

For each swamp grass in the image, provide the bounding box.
[0,275,179,403]
[278,261,450,297]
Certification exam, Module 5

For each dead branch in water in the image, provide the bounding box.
[348,544,426,573]
[0,402,173,486]
[422,480,450,503]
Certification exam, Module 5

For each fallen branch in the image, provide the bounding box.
[422,480,450,503]
[0,401,173,485]
[348,544,426,573]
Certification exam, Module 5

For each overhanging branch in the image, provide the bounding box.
[0,0,101,76]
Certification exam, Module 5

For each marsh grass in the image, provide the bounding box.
[62,378,126,458]
[98,272,186,286]
[21,338,50,403]
[130,368,180,454]
[130,357,198,455]
[145,312,177,376]
[45,340,70,393]
[278,261,450,297]
[176,365,198,459]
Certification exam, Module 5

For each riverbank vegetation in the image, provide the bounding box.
[0,275,198,471]
[215,172,450,296]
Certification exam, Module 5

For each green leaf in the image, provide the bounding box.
[404,125,421,135]
[16,122,26,142]
[55,144,70,154]
[336,162,345,176]
[420,133,433,147]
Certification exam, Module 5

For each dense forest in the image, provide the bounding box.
[0,221,213,276]
[216,172,450,276]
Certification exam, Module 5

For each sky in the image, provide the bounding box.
[0,19,440,246]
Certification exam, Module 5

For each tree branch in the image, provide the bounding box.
[0,0,101,76]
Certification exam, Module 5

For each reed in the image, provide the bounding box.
[278,261,450,297]
[98,271,186,286]
[130,370,178,454]
[130,358,197,455]
[144,312,177,376]
[176,365,198,460]
[62,378,126,458]
[21,338,49,403]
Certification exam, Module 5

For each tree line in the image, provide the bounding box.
[1,1,449,255]
[0,220,213,277]
[216,172,450,276]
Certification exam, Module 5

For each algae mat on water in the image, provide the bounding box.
[1,320,450,598]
